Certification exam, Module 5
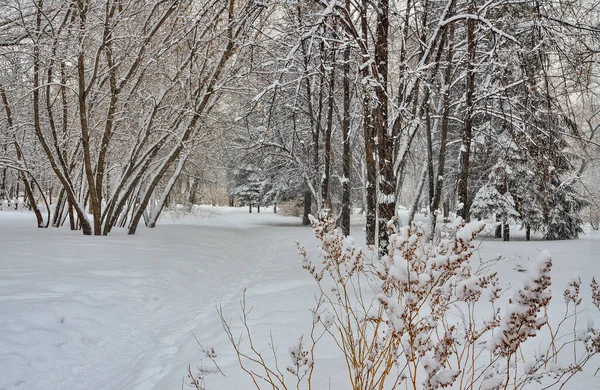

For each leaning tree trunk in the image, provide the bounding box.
[21,175,44,228]
[1,79,47,229]
[52,189,66,227]
[409,165,428,225]
[147,155,187,228]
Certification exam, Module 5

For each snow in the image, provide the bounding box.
[1,209,599,389]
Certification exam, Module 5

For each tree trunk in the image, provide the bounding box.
[526,225,531,241]
[503,222,510,241]
[249,204,252,213]
[0,167,6,201]
[340,4,351,237]
[302,187,311,225]
[25,4,92,235]
[495,223,502,238]
[321,46,335,212]
[410,165,428,225]
[300,27,322,215]
[22,175,44,228]
[14,181,19,209]
[75,3,102,235]
[375,0,393,256]
[456,9,476,221]
[188,177,199,205]
[147,155,187,228]
[429,24,454,238]
[361,0,376,246]
[68,200,75,230]
[257,204,260,213]
[52,189,66,227]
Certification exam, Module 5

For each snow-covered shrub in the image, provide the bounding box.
[278,200,302,217]
[160,204,219,221]
[218,217,599,390]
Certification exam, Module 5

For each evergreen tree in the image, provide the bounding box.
[227,165,266,212]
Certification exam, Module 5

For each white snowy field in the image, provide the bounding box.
[1,207,599,390]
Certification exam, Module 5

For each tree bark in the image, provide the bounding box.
[340,2,351,237]
[302,187,311,225]
[0,80,46,228]
[429,23,454,238]
[188,177,199,205]
[361,0,376,246]
[52,189,66,227]
[409,165,428,225]
[147,155,187,228]
[457,10,476,221]
[321,45,335,212]
[375,0,393,256]
[1,166,7,201]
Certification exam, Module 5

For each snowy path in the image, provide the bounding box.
[1,209,599,390]
[0,209,320,390]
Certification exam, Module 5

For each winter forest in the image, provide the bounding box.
[1,0,600,389]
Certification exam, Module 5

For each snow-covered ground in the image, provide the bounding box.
[1,208,599,389]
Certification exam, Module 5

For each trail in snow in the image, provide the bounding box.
[0,208,319,390]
